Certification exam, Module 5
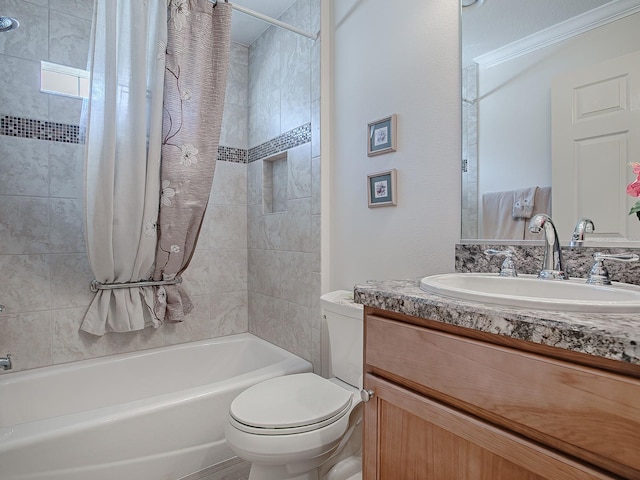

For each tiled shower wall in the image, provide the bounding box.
[0,0,320,373]
[246,0,322,372]
[0,0,97,370]
[461,63,478,239]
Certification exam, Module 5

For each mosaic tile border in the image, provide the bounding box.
[1,114,312,164]
[248,123,311,163]
[218,145,248,163]
[1,115,83,144]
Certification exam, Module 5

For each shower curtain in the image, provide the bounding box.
[81,0,166,335]
[152,0,232,323]
[81,0,232,334]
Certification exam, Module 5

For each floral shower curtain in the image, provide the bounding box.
[152,0,232,323]
[81,0,232,334]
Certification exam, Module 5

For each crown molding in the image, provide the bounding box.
[474,0,640,68]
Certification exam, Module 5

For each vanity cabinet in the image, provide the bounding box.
[362,309,640,479]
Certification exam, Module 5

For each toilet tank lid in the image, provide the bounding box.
[320,290,363,318]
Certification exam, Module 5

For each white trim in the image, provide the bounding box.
[40,61,90,99]
[40,60,89,79]
[474,0,640,68]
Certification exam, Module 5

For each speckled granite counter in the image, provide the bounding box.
[354,278,640,366]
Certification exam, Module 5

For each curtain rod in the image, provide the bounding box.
[212,1,318,41]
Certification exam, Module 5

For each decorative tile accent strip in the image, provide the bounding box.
[2,114,312,165]
[248,123,311,163]
[218,145,247,163]
[1,115,83,144]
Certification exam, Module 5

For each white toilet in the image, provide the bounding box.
[225,290,364,480]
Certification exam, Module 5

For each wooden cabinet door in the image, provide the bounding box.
[363,374,615,480]
[365,315,640,477]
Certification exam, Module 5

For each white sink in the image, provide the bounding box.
[419,273,640,313]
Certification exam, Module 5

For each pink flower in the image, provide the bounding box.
[627,180,640,197]
[627,164,640,218]
[627,163,640,197]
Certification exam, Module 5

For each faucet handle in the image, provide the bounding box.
[484,249,518,277]
[586,252,639,285]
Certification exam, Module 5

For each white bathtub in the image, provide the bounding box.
[0,333,312,480]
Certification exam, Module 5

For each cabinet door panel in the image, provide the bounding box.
[364,374,615,480]
[365,315,640,477]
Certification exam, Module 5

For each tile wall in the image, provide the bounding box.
[246,0,322,372]
[0,0,321,373]
[461,63,478,239]
[0,0,93,370]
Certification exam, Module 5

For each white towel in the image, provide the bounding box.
[523,186,552,240]
[482,190,526,240]
[512,187,537,218]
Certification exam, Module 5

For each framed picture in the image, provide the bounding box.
[367,169,397,208]
[367,114,397,156]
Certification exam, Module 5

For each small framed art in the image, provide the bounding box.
[367,169,397,208]
[367,114,397,156]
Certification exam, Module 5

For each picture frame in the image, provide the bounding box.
[367,169,397,208]
[367,114,397,157]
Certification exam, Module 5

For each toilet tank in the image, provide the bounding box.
[320,290,364,388]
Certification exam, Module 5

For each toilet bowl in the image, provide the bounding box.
[225,291,364,480]
[225,373,361,480]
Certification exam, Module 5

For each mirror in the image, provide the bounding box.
[461,0,640,243]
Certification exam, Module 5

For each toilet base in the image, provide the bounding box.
[323,455,362,480]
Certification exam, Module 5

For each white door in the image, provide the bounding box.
[552,49,640,242]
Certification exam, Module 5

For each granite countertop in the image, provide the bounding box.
[353,278,640,366]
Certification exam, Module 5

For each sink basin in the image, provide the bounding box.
[419,273,640,313]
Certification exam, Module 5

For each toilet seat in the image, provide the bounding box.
[229,373,354,435]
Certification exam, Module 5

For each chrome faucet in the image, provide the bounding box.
[528,214,568,280]
[570,218,595,248]
[0,354,11,371]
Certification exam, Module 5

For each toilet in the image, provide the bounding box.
[225,290,364,480]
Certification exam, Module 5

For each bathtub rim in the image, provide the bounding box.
[0,332,298,385]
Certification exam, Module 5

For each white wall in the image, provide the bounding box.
[327,0,461,291]
[477,13,640,233]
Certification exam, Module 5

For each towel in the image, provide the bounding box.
[512,187,537,218]
[481,186,552,240]
[523,186,552,240]
[482,190,525,240]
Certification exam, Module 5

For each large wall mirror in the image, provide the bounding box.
[461,0,640,244]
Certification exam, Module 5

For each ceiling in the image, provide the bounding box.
[461,0,615,66]
[229,1,621,58]
[229,0,299,46]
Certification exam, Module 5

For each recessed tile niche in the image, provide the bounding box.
[263,153,288,214]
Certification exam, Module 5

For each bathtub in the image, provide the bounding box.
[0,333,312,480]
